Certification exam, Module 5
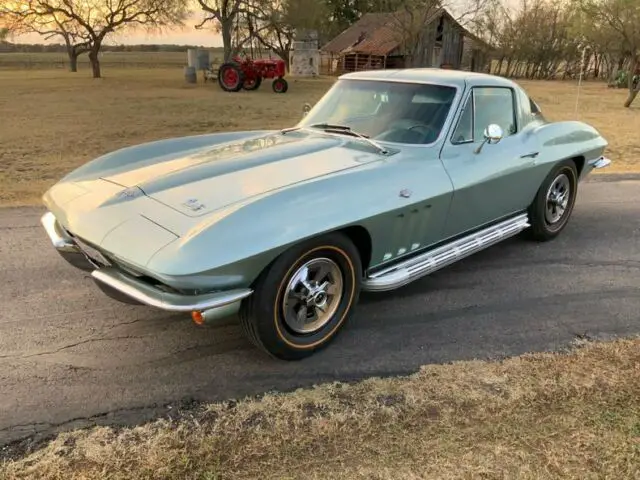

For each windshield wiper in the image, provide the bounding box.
[308,123,388,154]
[281,123,388,154]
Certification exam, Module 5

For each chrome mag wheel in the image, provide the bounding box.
[282,258,344,334]
[238,232,362,360]
[545,173,571,225]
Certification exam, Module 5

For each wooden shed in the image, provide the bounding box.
[320,7,493,75]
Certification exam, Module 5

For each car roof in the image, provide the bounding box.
[339,68,519,90]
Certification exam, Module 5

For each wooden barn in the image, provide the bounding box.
[320,8,493,75]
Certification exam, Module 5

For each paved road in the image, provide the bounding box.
[1,175,639,448]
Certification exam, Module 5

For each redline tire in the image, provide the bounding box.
[239,232,362,360]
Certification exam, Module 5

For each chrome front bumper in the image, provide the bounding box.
[41,211,252,322]
[40,210,96,272]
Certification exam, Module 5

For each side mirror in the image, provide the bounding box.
[302,103,311,117]
[474,123,503,154]
[484,124,503,144]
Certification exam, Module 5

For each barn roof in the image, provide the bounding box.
[321,12,403,56]
[321,8,493,56]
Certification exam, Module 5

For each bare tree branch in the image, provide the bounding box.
[1,0,188,76]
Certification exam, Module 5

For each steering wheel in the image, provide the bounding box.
[407,123,438,137]
[376,121,439,144]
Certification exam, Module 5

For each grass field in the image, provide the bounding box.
[2,337,639,479]
[0,66,639,206]
[0,51,217,69]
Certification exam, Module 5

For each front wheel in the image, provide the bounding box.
[272,77,288,93]
[239,232,362,360]
[526,159,578,241]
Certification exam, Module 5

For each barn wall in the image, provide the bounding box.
[440,16,464,68]
[341,53,386,72]
[386,55,405,69]
[424,20,437,67]
[410,14,467,69]
[406,17,437,68]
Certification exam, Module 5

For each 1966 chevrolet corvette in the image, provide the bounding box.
[41,68,611,360]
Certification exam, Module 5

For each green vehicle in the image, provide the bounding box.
[41,69,611,360]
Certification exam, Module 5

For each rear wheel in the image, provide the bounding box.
[272,77,288,93]
[527,159,578,241]
[218,62,244,92]
[239,232,361,360]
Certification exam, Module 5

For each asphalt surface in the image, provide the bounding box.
[1,174,639,449]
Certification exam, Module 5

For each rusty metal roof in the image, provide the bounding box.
[321,8,494,56]
[321,12,403,55]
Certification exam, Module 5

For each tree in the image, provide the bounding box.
[0,27,9,42]
[315,0,405,41]
[387,0,443,68]
[384,0,490,68]
[470,0,584,80]
[50,18,91,72]
[1,0,187,78]
[240,0,327,68]
[196,0,247,62]
[1,3,90,72]
[580,0,640,107]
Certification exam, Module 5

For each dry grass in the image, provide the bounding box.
[0,68,331,205]
[517,79,640,173]
[0,51,193,69]
[0,68,638,207]
[1,338,639,479]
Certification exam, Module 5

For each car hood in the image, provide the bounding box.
[99,131,385,217]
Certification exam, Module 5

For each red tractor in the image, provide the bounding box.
[217,55,288,93]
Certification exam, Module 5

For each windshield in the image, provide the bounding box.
[299,79,457,145]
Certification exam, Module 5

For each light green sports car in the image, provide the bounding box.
[41,68,611,360]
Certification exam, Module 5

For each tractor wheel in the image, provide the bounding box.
[272,77,288,93]
[243,76,262,91]
[218,62,244,92]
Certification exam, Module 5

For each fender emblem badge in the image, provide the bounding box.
[399,189,412,198]
[183,198,206,211]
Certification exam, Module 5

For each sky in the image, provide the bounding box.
[7,1,523,47]
[9,11,225,47]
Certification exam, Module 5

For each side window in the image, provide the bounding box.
[529,96,545,121]
[530,97,541,115]
[451,93,473,144]
[472,87,517,139]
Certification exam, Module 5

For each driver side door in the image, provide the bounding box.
[439,86,542,238]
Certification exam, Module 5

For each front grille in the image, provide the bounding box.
[62,228,111,268]
[64,224,183,295]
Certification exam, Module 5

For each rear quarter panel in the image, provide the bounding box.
[530,120,608,181]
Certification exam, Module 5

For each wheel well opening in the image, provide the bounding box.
[340,226,372,274]
[571,156,585,176]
